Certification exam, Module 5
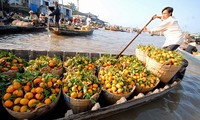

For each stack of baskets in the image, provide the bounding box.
[136,45,183,83]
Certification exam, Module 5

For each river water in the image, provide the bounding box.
[0,29,200,120]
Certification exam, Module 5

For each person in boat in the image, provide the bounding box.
[29,10,39,26]
[49,1,60,28]
[86,15,92,26]
[180,34,198,54]
[185,42,198,54]
[144,7,183,51]
[144,7,188,79]
[59,13,66,25]
[38,12,47,26]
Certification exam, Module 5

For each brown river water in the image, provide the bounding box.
[0,29,200,120]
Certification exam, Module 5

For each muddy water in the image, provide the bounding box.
[0,29,200,120]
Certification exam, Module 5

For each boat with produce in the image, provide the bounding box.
[0,25,46,35]
[178,48,200,64]
[0,45,187,120]
[49,27,94,36]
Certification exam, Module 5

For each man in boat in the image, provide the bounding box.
[86,15,92,26]
[144,7,183,51]
[185,42,198,54]
[144,7,188,79]
[29,10,39,26]
[180,34,198,54]
[38,12,47,26]
[49,1,60,28]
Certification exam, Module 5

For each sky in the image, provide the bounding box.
[58,0,200,33]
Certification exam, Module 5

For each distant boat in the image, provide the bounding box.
[178,48,200,64]
[49,27,94,36]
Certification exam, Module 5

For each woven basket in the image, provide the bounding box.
[40,67,63,77]
[102,85,135,105]
[135,48,147,64]
[50,68,63,77]
[146,56,182,83]
[63,90,100,114]
[2,90,61,120]
[135,79,160,94]
[2,70,18,79]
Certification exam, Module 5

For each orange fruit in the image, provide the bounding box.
[77,92,83,98]
[3,93,12,100]
[13,81,21,90]
[26,82,31,86]
[44,98,51,105]
[39,82,45,88]
[33,78,41,84]
[24,92,34,100]
[31,88,36,94]
[63,87,68,93]
[6,85,15,93]
[23,85,31,92]
[47,81,53,88]
[35,93,44,100]
[54,88,60,93]
[11,66,18,70]
[14,97,22,105]
[35,87,44,94]
[51,78,57,83]
[92,84,98,88]
[20,105,28,112]
[13,105,21,112]
[56,80,62,85]
[70,92,77,98]
[13,89,23,97]
[28,99,38,108]
[12,59,18,63]
[4,100,14,108]
[20,98,29,105]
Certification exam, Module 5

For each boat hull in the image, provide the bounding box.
[0,26,46,35]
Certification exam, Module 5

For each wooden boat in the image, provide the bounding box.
[0,49,187,120]
[49,27,94,36]
[0,25,46,35]
[178,48,200,64]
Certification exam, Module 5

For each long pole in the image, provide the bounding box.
[116,16,154,59]
[77,0,79,17]
[1,0,3,12]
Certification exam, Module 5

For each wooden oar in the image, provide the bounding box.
[117,16,154,58]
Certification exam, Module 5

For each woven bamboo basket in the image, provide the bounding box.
[2,90,61,120]
[135,48,147,64]
[146,56,182,83]
[40,67,63,77]
[63,90,100,114]
[134,79,160,94]
[2,70,18,79]
[102,85,136,105]
[50,68,63,77]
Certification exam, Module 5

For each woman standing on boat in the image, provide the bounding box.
[49,1,60,28]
